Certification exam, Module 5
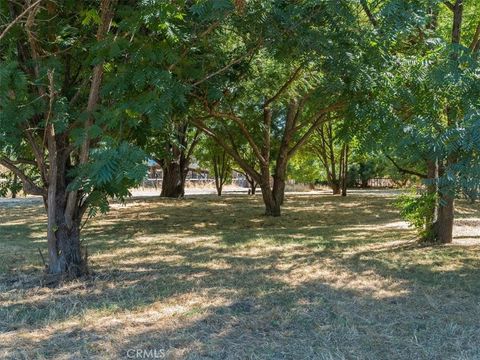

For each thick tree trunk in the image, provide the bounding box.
[273,176,286,207]
[433,194,454,244]
[47,215,85,277]
[432,159,455,243]
[45,147,87,278]
[258,163,282,216]
[261,186,282,216]
[259,158,286,217]
[160,161,186,198]
[10,174,18,198]
[159,123,198,198]
[331,181,341,195]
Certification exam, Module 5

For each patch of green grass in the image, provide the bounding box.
[0,191,480,359]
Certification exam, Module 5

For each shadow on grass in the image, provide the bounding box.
[1,193,480,359]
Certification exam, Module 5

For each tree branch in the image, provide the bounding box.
[0,157,46,196]
[191,118,261,183]
[386,155,427,179]
[360,0,377,28]
[443,1,455,11]
[66,0,116,227]
[208,110,266,165]
[469,22,480,52]
[264,65,303,108]
[287,101,345,159]
[191,49,255,87]
[185,128,200,162]
[0,0,42,42]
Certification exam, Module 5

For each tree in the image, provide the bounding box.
[288,150,323,189]
[191,1,372,216]
[101,1,238,199]
[146,119,199,198]
[0,1,146,278]
[307,120,350,195]
[195,137,233,196]
[354,0,480,243]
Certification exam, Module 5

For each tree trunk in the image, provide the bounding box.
[273,175,286,207]
[428,1,461,244]
[432,160,455,243]
[341,144,349,197]
[250,182,257,195]
[214,166,223,196]
[331,181,341,195]
[47,213,85,277]
[258,151,287,216]
[424,160,454,244]
[258,162,283,216]
[158,123,198,198]
[213,153,228,196]
[261,185,282,216]
[433,194,454,244]
[45,142,87,278]
[160,161,186,198]
[423,160,438,241]
[246,174,257,195]
[11,174,18,199]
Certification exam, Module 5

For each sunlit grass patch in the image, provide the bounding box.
[1,191,480,359]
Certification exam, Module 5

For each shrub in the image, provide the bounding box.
[394,190,436,239]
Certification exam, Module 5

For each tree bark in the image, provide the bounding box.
[261,185,282,217]
[245,173,257,195]
[213,151,228,196]
[341,144,349,197]
[160,160,186,198]
[48,208,85,277]
[213,154,222,196]
[159,123,198,198]
[424,160,454,244]
[45,136,87,277]
[11,174,18,198]
[424,159,438,241]
[331,182,341,195]
[433,194,454,244]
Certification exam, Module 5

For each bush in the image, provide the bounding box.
[394,190,436,239]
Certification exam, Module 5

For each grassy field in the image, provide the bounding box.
[1,191,480,360]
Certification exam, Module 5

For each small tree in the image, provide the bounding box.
[307,120,350,195]
[196,137,233,196]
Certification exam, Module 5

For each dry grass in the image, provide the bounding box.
[1,191,480,360]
